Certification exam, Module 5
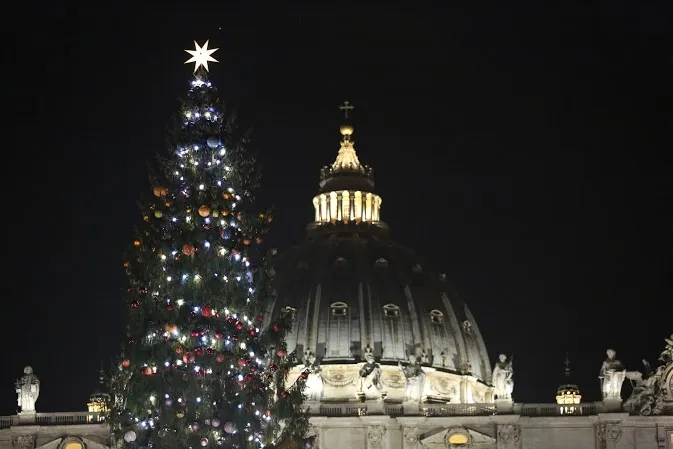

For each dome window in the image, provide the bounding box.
[412,264,423,273]
[330,302,348,316]
[375,257,388,268]
[429,309,443,324]
[383,304,400,318]
[282,306,296,316]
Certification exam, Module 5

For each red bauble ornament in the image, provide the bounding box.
[301,371,309,379]
[235,321,244,330]
[276,350,286,358]
[194,347,203,356]
[280,391,289,399]
[256,314,264,322]
[121,359,131,368]
[245,374,254,382]
[273,324,280,332]
[215,331,224,339]
[182,244,195,256]
[237,358,246,367]
[201,305,213,317]
[182,352,195,364]
[206,347,214,355]
[249,329,256,336]
[216,354,225,363]
[130,300,140,308]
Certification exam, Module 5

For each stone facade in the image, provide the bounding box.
[1,410,672,449]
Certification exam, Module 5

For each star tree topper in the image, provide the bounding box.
[184,40,218,73]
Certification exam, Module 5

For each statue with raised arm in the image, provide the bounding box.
[398,355,426,402]
[599,349,626,400]
[16,366,40,413]
[492,354,514,400]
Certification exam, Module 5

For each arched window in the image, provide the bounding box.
[330,301,348,316]
[383,303,400,318]
[375,257,388,268]
[430,309,443,324]
[282,306,296,316]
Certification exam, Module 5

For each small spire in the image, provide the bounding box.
[339,100,354,120]
[98,362,105,385]
[332,101,362,172]
[564,352,571,377]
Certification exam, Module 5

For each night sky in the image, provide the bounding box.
[5,4,671,415]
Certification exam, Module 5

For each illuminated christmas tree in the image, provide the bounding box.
[108,41,308,449]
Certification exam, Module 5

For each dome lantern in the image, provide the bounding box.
[310,101,384,231]
[556,353,582,414]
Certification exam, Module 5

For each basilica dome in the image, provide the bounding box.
[269,118,493,404]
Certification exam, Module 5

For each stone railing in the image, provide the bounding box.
[0,403,605,428]
[0,411,104,429]
[514,402,603,416]
[313,402,603,417]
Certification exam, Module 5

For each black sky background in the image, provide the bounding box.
[3,3,672,415]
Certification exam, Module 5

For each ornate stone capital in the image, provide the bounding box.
[497,424,521,445]
[12,435,35,449]
[367,425,387,449]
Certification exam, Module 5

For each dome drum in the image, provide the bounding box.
[270,237,494,404]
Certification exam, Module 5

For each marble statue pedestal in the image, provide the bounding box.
[603,398,623,413]
[495,399,514,414]
[17,411,36,425]
[401,401,420,415]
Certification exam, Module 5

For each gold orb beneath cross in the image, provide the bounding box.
[340,125,354,136]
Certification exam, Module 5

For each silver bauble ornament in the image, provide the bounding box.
[223,421,236,434]
[123,430,137,442]
[206,137,220,148]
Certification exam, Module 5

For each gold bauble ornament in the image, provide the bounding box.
[198,205,211,217]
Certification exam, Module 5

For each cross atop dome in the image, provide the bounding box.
[332,101,362,172]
